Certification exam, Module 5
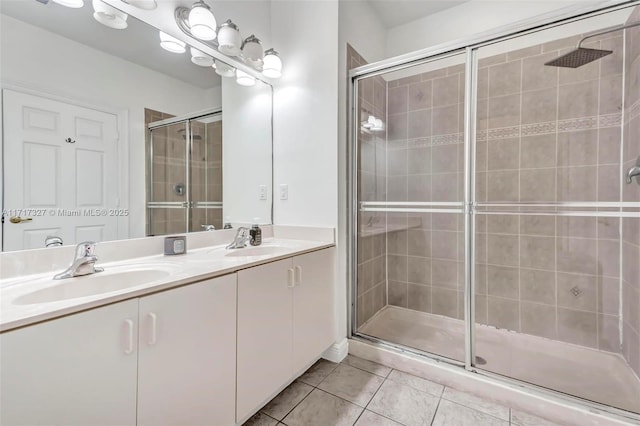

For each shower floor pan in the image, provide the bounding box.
[358,305,640,414]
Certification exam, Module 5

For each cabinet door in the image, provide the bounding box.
[137,274,237,426]
[293,248,335,373]
[237,258,293,422]
[0,300,138,426]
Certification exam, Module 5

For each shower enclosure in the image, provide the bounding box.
[349,1,640,420]
[146,109,223,235]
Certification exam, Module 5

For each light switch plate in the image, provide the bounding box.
[279,184,289,200]
[259,185,268,200]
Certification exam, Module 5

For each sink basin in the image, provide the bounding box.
[13,267,173,305]
[225,245,290,257]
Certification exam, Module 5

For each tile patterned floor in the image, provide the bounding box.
[243,355,563,426]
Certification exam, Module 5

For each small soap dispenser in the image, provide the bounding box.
[250,218,262,246]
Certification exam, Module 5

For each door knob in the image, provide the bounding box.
[9,216,32,224]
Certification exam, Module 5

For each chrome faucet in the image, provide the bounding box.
[45,235,63,248]
[53,241,104,280]
[626,157,640,185]
[226,227,251,249]
[201,224,216,231]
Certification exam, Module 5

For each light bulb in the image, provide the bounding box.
[236,69,256,87]
[159,31,186,54]
[242,35,263,68]
[262,48,282,78]
[215,60,236,77]
[190,47,213,67]
[217,20,242,57]
[52,0,84,7]
[93,0,128,29]
[188,1,217,41]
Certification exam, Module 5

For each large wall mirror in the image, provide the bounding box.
[0,0,273,252]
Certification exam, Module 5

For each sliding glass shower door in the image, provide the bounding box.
[147,111,223,236]
[351,1,640,419]
[471,7,640,414]
[354,49,468,363]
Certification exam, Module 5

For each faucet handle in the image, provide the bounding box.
[75,241,97,259]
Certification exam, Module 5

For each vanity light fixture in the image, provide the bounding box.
[241,35,264,68]
[92,0,128,29]
[214,59,236,77]
[236,69,256,86]
[52,0,84,8]
[217,20,242,57]
[159,31,186,54]
[262,48,282,78]
[121,0,157,10]
[190,47,214,67]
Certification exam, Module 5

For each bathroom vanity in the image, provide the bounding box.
[0,227,335,426]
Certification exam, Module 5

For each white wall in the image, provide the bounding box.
[222,79,272,225]
[270,0,341,344]
[385,0,602,57]
[1,15,219,239]
[270,0,339,228]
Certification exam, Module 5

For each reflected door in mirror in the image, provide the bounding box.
[3,90,120,251]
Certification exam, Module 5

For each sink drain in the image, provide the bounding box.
[475,356,487,365]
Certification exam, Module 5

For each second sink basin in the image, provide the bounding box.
[13,266,174,305]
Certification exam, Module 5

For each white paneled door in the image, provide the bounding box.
[3,90,120,250]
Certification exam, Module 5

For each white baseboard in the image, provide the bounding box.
[321,338,348,363]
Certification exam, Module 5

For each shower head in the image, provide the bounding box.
[544,21,640,68]
[544,47,612,68]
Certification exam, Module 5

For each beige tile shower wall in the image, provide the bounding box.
[385,63,467,322]
[476,32,626,352]
[351,44,388,328]
[623,7,640,378]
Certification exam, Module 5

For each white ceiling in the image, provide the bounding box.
[1,0,221,89]
[367,0,470,28]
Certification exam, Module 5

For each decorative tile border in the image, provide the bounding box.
[521,122,557,136]
[383,112,624,149]
[484,113,622,142]
[403,133,465,149]
[487,126,521,140]
[626,99,640,122]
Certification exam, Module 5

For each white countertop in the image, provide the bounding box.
[0,237,334,332]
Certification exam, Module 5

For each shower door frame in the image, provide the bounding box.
[147,108,223,235]
[348,0,640,421]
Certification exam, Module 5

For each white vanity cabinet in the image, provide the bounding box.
[137,274,237,426]
[0,275,237,426]
[236,248,335,422]
[0,299,139,426]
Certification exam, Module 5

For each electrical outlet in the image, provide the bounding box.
[279,184,289,200]
[259,185,267,200]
